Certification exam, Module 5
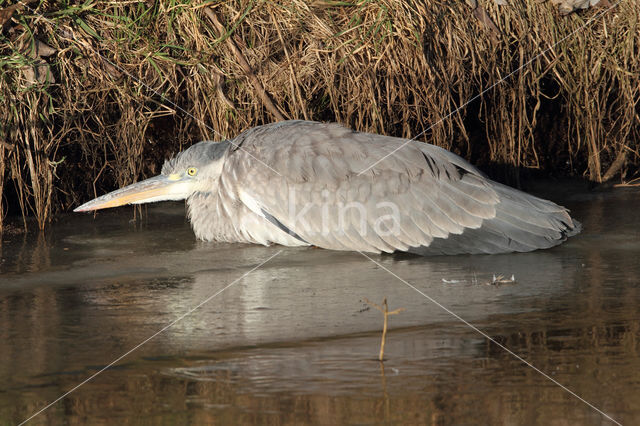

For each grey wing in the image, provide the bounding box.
[224,121,579,255]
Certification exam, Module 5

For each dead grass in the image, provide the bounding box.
[0,0,638,230]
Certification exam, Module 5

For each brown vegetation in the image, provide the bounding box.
[0,0,638,231]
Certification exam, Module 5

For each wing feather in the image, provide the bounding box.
[219,121,579,254]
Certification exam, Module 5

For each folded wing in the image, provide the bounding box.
[224,121,579,255]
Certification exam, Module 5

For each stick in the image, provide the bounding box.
[363,298,405,361]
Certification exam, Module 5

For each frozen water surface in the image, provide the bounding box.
[1,182,638,425]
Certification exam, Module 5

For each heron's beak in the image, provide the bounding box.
[74,175,192,212]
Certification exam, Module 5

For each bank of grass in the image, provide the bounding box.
[0,0,638,230]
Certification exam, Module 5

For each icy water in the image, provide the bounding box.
[0,183,638,425]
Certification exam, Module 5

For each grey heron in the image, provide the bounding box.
[75,120,580,255]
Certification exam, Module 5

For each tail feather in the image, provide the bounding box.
[408,183,580,256]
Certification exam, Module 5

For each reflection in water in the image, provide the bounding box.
[0,188,639,424]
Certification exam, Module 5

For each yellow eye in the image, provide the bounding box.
[187,167,197,176]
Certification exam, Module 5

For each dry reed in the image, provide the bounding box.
[0,0,638,231]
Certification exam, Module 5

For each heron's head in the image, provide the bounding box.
[74,141,230,212]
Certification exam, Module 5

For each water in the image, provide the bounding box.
[1,183,638,425]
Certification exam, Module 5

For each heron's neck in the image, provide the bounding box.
[186,177,243,243]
